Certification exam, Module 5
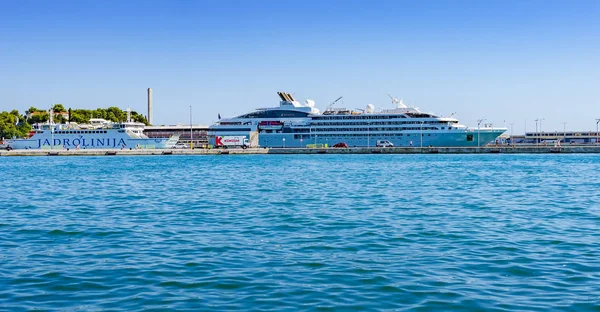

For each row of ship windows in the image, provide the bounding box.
[218,122,253,126]
[310,121,456,125]
[53,130,108,134]
[293,133,434,139]
[260,127,449,134]
[524,132,600,137]
[219,120,456,126]
[313,115,411,120]
[311,127,441,132]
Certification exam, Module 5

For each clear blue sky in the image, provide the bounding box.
[1,0,598,133]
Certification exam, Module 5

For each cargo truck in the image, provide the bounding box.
[215,136,249,149]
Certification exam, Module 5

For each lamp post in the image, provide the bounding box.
[477,118,485,148]
[510,122,514,146]
[189,105,193,149]
[596,119,600,145]
[563,122,567,142]
[420,121,424,149]
[534,119,539,145]
[539,118,545,145]
[283,137,286,148]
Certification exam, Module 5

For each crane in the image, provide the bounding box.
[386,93,407,108]
[324,96,343,112]
[386,93,399,104]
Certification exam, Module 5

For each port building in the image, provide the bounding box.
[144,125,209,147]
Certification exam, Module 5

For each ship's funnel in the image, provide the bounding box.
[282,92,292,102]
[277,92,287,101]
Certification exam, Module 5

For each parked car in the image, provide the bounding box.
[332,142,349,148]
[172,143,190,149]
[376,140,394,147]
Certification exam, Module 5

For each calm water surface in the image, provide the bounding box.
[1,154,600,311]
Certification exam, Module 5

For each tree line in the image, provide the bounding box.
[0,104,148,140]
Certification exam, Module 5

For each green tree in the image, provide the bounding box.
[25,107,49,124]
[131,111,148,124]
[28,111,49,124]
[106,107,122,122]
[0,110,31,140]
[52,104,66,113]
[4,106,148,129]
[69,110,88,123]
[55,114,67,123]
[27,106,42,114]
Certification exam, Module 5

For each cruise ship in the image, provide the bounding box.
[208,92,506,148]
[6,110,179,150]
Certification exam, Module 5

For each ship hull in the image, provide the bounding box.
[6,132,177,149]
[257,130,506,148]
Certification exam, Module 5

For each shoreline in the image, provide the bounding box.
[2,146,600,156]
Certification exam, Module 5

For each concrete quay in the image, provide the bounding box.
[1,146,600,156]
[271,146,600,154]
[0,148,268,157]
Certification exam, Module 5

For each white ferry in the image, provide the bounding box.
[208,92,506,148]
[6,109,178,150]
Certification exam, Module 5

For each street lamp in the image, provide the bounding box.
[420,121,424,149]
[596,119,600,145]
[189,105,193,149]
[510,122,514,146]
[283,137,286,148]
[563,122,567,142]
[534,118,539,145]
[540,118,545,145]
[477,118,485,148]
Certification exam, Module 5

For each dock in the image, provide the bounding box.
[2,146,600,156]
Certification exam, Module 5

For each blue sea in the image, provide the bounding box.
[1,154,600,311]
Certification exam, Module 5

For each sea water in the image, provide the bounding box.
[1,154,599,311]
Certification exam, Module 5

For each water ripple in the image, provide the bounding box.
[1,154,600,311]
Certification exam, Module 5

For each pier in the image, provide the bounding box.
[2,146,600,156]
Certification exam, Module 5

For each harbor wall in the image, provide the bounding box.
[2,146,600,156]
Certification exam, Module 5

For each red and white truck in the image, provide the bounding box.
[215,136,249,149]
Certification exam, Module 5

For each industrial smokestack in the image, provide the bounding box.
[147,88,153,125]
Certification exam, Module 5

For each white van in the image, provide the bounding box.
[376,140,394,147]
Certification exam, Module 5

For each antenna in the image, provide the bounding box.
[386,93,398,104]
[324,96,343,112]
[387,93,407,108]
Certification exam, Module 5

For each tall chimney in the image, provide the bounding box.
[147,88,153,125]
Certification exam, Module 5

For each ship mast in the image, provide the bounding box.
[49,107,54,149]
